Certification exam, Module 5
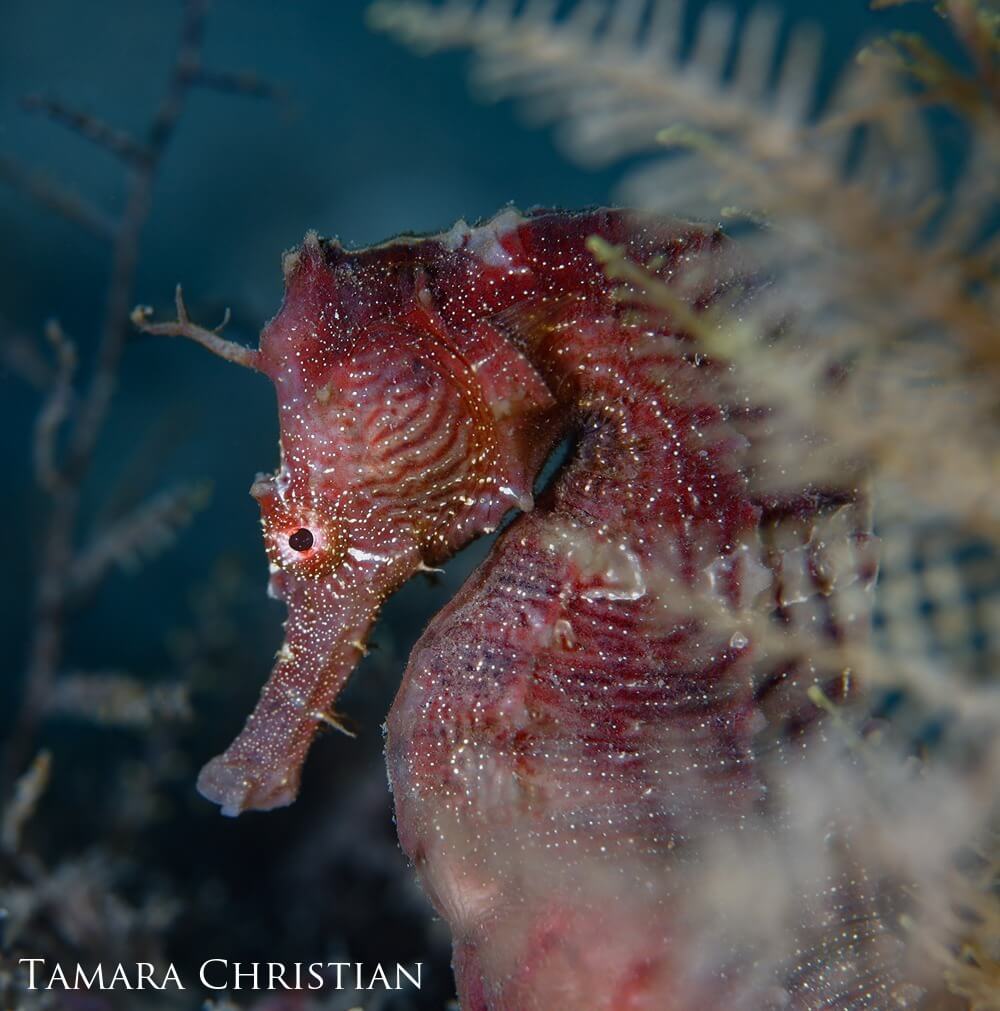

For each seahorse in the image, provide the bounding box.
[144,208,911,1008]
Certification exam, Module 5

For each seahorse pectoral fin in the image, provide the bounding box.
[196,581,382,817]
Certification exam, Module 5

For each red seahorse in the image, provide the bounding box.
[146,208,911,1009]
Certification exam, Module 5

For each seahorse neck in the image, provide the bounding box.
[495,292,755,589]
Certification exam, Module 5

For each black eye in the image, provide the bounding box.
[288,527,314,552]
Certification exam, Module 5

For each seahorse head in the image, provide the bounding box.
[196,230,556,815]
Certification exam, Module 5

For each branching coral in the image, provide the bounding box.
[0,0,274,783]
[0,4,287,1008]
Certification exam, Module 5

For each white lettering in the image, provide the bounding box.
[107,964,132,989]
[74,965,105,990]
[200,959,229,990]
[232,962,259,989]
[19,959,44,989]
[397,963,422,989]
[268,962,290,989]
[368,963,390,989]
[162,964,184,989]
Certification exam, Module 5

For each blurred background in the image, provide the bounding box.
[0,2,958,1009]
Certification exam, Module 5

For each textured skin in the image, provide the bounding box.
[202,209,900,1008]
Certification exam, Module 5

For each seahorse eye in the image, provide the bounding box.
[288,527,314,552]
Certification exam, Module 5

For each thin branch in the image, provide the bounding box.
[66,482,211,603]
[146,0,209,156]
[1,751,51,855]
[43,672,192,728]
[32,321,77,493]
[64,0,215,484]
[1,327,53,390]
[20,94,150,166]
[191,67,288,102]
[0,155,116,239]
[132,285,260,370]
[6,0,283,787]
[942,0,1000,111]
[5,0,216,787]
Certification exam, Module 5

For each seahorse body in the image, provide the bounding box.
[197,209,904,1008]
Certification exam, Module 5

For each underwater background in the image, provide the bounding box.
[0,2,979,1009]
